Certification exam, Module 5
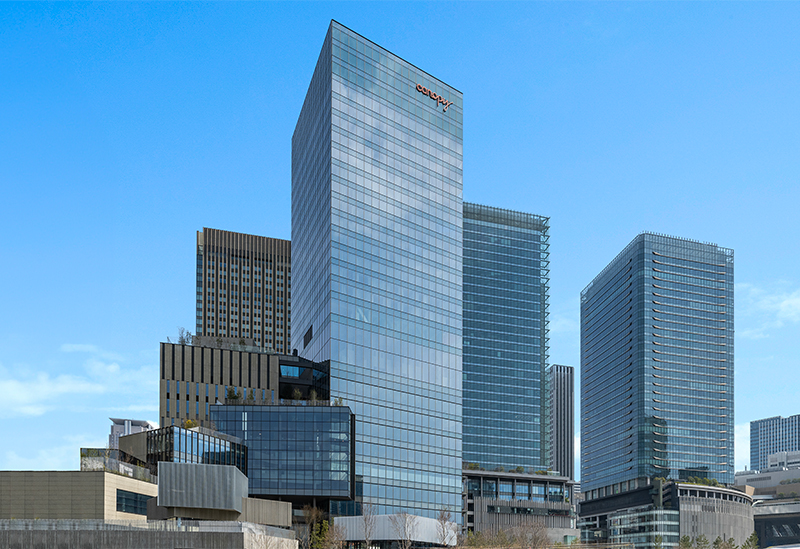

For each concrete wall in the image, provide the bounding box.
[0,471,157,521]
[0,519,298,549]
[679,496,754,545]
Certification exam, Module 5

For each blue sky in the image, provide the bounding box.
[1,2,799,476]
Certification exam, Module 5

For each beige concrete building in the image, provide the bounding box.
[160,341,279,427]
[196,228,291,354]
[160,342,328,428]
[0,470,157,521]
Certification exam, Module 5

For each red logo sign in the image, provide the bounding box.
[416,84,454,112]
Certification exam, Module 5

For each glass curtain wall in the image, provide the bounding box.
[292,21,463,519]
[462,204,550,473]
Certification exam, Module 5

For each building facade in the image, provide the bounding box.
[462,203,550,473]
[196,228,291,353]
[581,233,734,499]
[119,425,248,477]
[462,469,576,541]
[159,341,330,428]
[550,364,574,479]
[751,415,800,471]
[0,470,157,521]
[159,341,278,428]
[291,21,463,518]
[580,481,753,549]
[108,418,156,450]
[210,404,355,503]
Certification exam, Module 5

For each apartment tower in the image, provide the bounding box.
[291,21,463,518]
[581,233,734,500]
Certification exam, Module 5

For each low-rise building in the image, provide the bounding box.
[462,469,578,543]
[0,470,157,521]
[753,500,800,548]
[579,481,754,549]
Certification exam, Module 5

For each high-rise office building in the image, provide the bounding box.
[291,21,463,518]
[581,233,734,499]
[462,203,550,472]
[196,228,291,353]
[550,364,574,480]
[751,414,800,471]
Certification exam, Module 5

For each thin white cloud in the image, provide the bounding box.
[60,343,124,362]
[736,282,800,339]
[0,370,106,418]
[0,344,157,419]
[3,434,107,470]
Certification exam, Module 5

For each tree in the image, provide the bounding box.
[437,507,454,547]
[227,387,240,400]
[679,535,694,549]
[740,531,759,549]
[298,505,325,549]
[309,389,318,403]
[178,327,193,345]
[293,388,303,402]
[183,419,198,429]
[654,535,664,549]
[389,512,418,549]
[695,534,710,549]
[515,520,549,549]
[325,520,346,549]
[312,520,329,549]
[720,537,738,549]
[362,502,376,549]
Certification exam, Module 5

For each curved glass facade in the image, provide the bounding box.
[291,21,463,518]
[581,233,734,497]
[463,204,550,472]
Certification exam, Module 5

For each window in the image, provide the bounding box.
[116,489,150,515]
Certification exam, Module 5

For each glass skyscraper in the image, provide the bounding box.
[580,233,734,499]
[750,414,800,471]
[462,204,550,473]
[291,21,463,518]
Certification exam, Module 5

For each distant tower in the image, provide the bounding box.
[108,418,156,449]
[550,364,574,479]
[581,233,734,499]
[751,414,800,470]
[196,228,291,353]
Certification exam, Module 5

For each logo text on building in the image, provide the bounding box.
[416,84,454,112]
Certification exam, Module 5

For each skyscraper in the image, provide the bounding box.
[462,203,550,473]
[196,228,291,353]
[291,21,463,518]
[750,414,800,471]
[581,233,734,500]
[550,364,574,480]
